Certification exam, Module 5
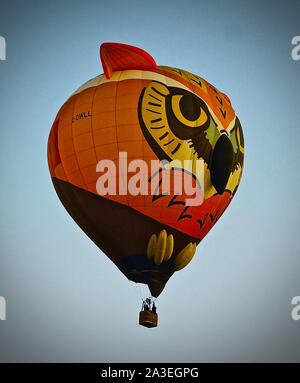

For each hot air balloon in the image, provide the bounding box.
[47,42,244,327]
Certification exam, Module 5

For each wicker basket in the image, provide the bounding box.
[139,310,158,328]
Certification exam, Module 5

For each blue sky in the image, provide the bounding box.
[0,0,299,362]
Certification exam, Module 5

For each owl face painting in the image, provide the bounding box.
[138,78,244,197]
[48,43,244,297]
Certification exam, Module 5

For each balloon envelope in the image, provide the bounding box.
[47,43,244,297]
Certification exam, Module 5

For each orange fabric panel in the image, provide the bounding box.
[54,163,66,180]
[93,127,117,146]
[92,112,115,130]
[68,170,86,189]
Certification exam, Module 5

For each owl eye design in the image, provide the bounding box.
[171,94,208,127]
[166,89,210,140]
[138,80,214,165]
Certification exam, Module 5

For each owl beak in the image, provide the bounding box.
[210,134,234,194]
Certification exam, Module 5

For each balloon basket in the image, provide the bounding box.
[139,310,158,328]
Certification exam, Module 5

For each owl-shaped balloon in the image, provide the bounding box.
[47,43,244,297]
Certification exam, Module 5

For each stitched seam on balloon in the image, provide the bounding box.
[114,71,137,236]
[114,71,131,209]
[90,86,99,168]
[69,95,89,189]
[71,125,117,138]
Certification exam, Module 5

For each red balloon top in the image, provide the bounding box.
[100,42,157,78]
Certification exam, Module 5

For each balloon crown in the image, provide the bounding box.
[100,42,157,79]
